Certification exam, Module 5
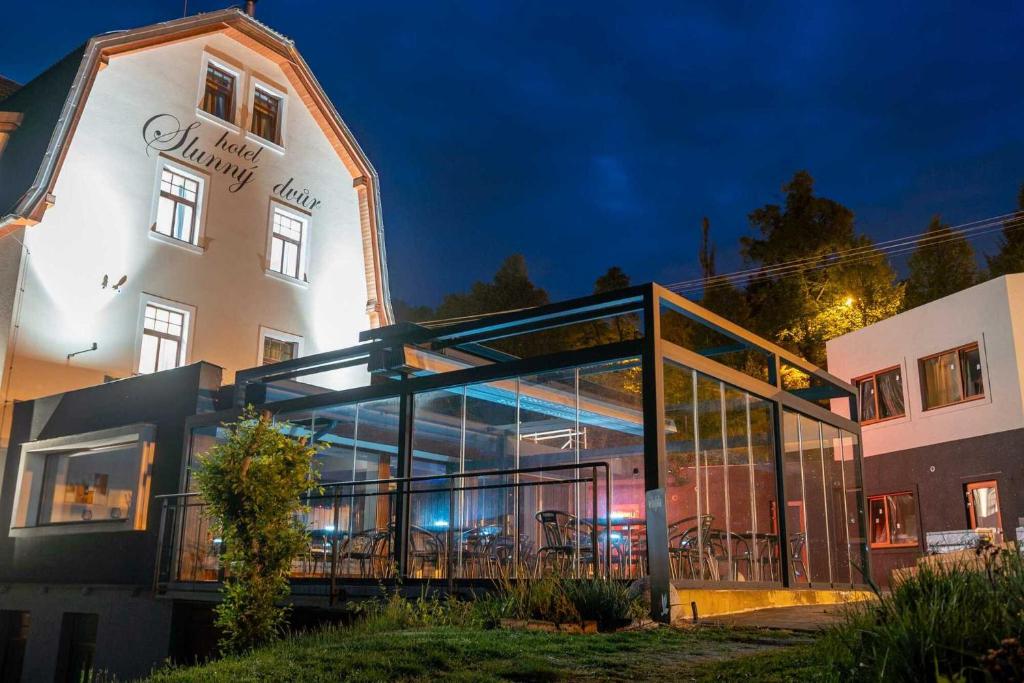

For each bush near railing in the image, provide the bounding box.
[820,542,1024,682]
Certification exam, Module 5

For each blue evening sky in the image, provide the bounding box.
[4,1,1024,305]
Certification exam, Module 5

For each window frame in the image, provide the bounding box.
[853,365,906,425]
[149,158,208,252]
[867,491,920,549]
[257,326,304,366]
[965,479,1002,530]
[917,342,985,412]
[265,202,311,284]
[8,424,157,538]
[134,295,195,376]
[196,54,241,131]
[247,77,287,149]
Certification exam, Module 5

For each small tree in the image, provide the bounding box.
[193,408,321,654]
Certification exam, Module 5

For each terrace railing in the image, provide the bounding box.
[153,462,622,602]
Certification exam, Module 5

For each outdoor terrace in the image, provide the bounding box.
[155,283,868,620]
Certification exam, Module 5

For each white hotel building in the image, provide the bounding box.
[0,8,393,438]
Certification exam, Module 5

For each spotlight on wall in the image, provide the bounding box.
[112,275,128,292]
[101,274,109,289]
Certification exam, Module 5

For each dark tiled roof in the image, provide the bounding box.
[0,76,21,103]
[0,45,86,219]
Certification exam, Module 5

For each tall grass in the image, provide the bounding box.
[475,575,646,630]
[821,545,1024,681]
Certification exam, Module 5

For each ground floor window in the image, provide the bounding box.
[258,326,303,366]
[138,297,193,375]
[0,610,29,683]
[55,613,97,683]
[966,480,1001,531]
[868,492,919,548]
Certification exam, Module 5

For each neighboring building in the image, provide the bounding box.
[0,8,393,444]
[0,283,867,680]
[826,275,1024,582]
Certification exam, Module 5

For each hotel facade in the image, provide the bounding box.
[0,8,392,439]
[827,275,1024,582]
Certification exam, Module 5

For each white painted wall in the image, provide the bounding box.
[826,275,1024,456]
[3,31,377,406]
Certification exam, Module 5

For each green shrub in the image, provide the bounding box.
[476,576,646,630]
[821,545,1024,681]
[355,590,484,631]
[192,408,322,654]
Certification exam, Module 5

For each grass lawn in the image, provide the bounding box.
[146,624,826,682]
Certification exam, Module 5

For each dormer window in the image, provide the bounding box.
[251,87,281,143]
[201,63,236,123]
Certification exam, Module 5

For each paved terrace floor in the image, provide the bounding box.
[706,604,847,632]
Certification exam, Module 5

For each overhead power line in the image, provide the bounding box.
[666,211,1024,296]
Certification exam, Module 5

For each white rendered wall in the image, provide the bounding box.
[826,275,1024,457]
[3,32,376,405]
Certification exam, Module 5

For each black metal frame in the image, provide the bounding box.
[166,283,865,621]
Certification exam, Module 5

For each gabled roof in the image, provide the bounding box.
[0,8,393,325]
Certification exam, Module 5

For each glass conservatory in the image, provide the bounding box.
[159,283,867,620]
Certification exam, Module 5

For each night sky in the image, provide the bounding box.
[5,1,1024,306]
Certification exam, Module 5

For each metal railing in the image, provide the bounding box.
[154,462,623,601]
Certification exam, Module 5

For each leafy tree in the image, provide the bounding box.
[905,215,977,310]
[434,254,549,320]
[594,265,631,294]
[193,408,321,654]
[697,217,750,326]
[986,183,1024,278]
[741,171,903,366]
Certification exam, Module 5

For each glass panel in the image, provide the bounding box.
[410,388,463,578]
[960,346,984,398]
[724,385,753,582]
[842,430,867,583]
[799,414,831,584]
[664,362,702,580]
[869,497,887,546]
[270,237,283,273]
[519,368,579,578]
[822,423,851,585]
[139,334,158,374]
[857,378,877,421]
[889,494,918,545]
[749,395,780,584]
[578,359,644,579]
[695,374,727,580]
[40,446,139,524]
[782,411,808,585]
[660,303,771,383]
[876,368,904,419]
[969,484,1000,529]
[157,338,179,371]
[920,350,963,409]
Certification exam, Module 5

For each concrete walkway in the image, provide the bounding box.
[704,604,846,632]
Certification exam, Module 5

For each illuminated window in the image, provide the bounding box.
[918,343,984,411]
[155,167,202,245]
[258,327,302,366]
[855,366,905,423]
[966,480,1001,530]
[10,426,156,535]
[268,206,307,281]
[201,63,236,123]
[251,87,282,144]
[139,303,188,374]
[868,492,919,548]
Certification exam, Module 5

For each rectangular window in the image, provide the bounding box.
[262,337,298,365]
[155,167,202,245]
[268,206,307,280]
[251,87,281,143]
[855,366,905,423]
[139,303,188,374]
[0,611,29,683]
[966,480,1001,530]
[11,426,155,536]
[201,63,235,123]
[868,492,919,548]
[55,613,98,683]
[919,343,984,410]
